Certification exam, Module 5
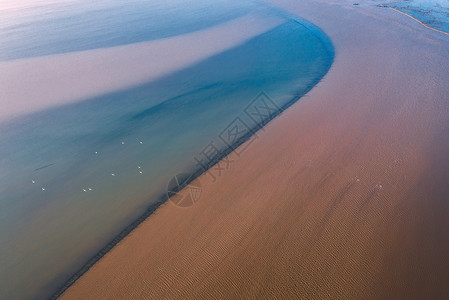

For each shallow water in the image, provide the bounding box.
[0,1,334,299]
[377,0,449,33]
[0,0,257,61]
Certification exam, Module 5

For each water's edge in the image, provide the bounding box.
[49,36,335,299]
[49,19,335,299]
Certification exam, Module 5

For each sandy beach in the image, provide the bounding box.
[60,0,449,298]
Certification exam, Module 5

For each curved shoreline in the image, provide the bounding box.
[50,21,335,299]
[50,81,329,300]
[61,0,449,298]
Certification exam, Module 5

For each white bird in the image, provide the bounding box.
[139,171,143,174]
[83,189,87,192]
[137,166,141,169]
[88,188,92,191]
[42,188,46,191]
[121,141,125,145]
[32,180,35,184]
[111,173,115,176]
[95,151,98,154]
[139,141,143,144]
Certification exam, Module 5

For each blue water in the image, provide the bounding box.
[0,0,256,61]
[378,0,449,33]
[0,1,334,299]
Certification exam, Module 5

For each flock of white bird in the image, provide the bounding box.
[32,140,146,193]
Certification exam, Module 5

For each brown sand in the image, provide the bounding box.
[61,0,449,298]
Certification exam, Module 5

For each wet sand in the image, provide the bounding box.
[61,0,449,298]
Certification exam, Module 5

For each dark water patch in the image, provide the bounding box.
[33,163,55,172]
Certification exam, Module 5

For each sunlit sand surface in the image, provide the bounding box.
[61,0,449,298]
